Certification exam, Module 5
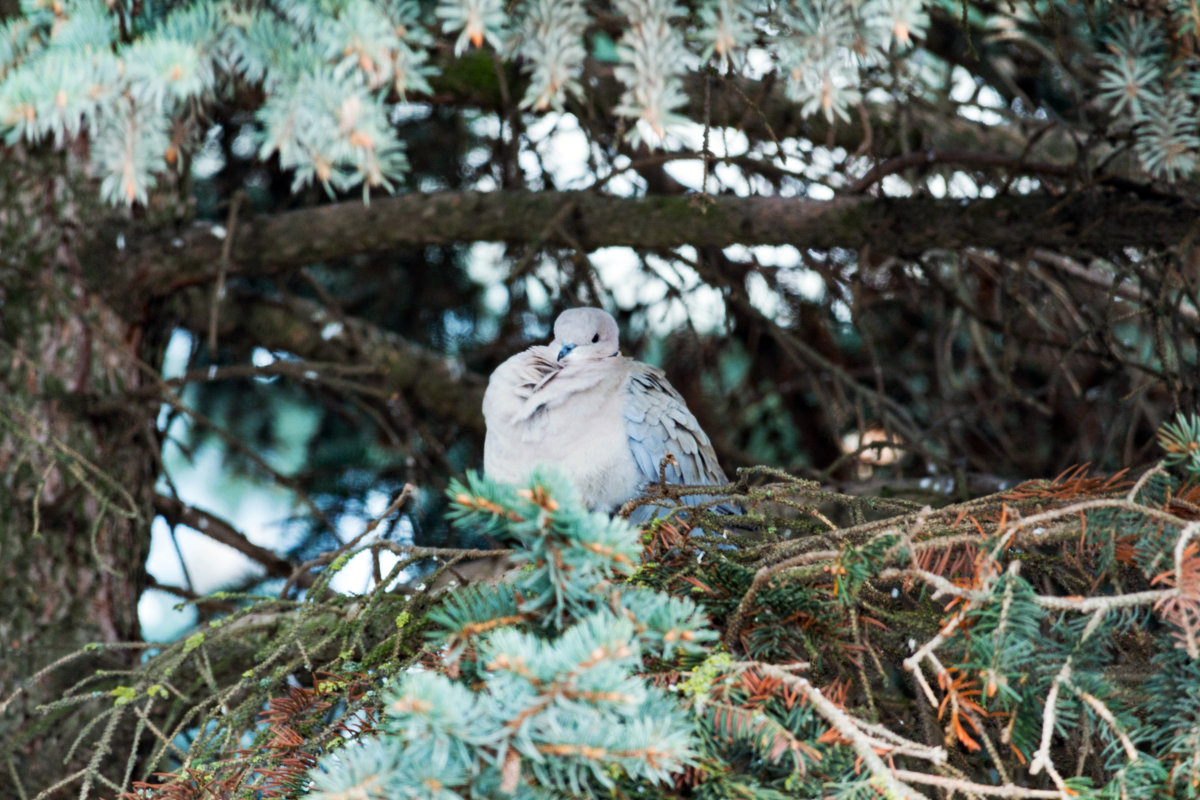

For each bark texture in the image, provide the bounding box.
[104,190,1199,299]
[0,152,157,798]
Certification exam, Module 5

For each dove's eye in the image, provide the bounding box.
[591,333,600,343]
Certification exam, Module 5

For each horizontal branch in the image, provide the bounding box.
[734,662,931,800]
[891,769,1068,799]
[106,189,1199,298]
[167,288,487,436]
[153,494,298,581]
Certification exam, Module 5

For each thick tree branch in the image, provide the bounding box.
[847,149,1077,193]
[168,287,488,436]
[153,493,299,581]
[105,190,1198,298]
[434,50,1057,158]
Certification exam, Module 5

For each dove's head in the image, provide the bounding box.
[551,307,620,362]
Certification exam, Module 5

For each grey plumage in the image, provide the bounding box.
[483,307,731,523]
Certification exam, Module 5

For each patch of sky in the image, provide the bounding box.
[156,329,193,429]
[139,586,197,643]
[320,321,345,342]
[588,247,726,334]
[465,242,510,331]
[466,242,507,283]
[520,137,549,189]
[251,346,282,381]
[806,145,846,184]
[512,306,551,340]
[468,111,502,139]
[661,122,752,194]
[326,488,414,596]
[390,103,431,124]
[777,270,824,305]
[192,124,225,180]
[470,172,498,191]
[950,66,1006,126]
[945,171,980,198]
[745,270,789,326]
[590,248,640,309]
[775,136,814,161]
[161,328,193,378]
[644,250,727,333]
[806,182,834,200]
[802,147,845,200]
[724,244,824,305]
[231,123,258,159]
[864,87,891,104]
[600,158,644,196]
[440,308,477,355]
[419,174,450,192]
[595,250,656,309]
[881,173,912,196]
[671,122,751,159]
[147,329,330,638]
[524,270,551,312]
[464,144,491,172]
[949,66,977,103]
[924,172,982,198]
[523,113,594,189]
[1012,176,1041,193]
[145,440,303,640]
[743,47,774,81]
[1010,97,1049,121]
[483,283,509,316]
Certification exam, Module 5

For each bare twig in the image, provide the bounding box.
[153,494,299,582]
[1029,610,1107,789]
[207,192,243,357]
[1033,249,1200,326]
[732,661,936,800]
[848,150,1075,194]
[891,770,1073,799]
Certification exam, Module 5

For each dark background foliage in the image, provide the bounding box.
[1,0,1198,796]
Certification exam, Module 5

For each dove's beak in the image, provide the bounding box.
[557,343,577,361]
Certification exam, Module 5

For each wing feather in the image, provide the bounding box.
[622,364,732,522]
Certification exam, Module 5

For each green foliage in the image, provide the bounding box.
[958,569,1043,708]
[1098,13,1200,180]
[437,0,506,56]
[695,0,754,72]
[511,0,588,112]
[300,414,1200,798]
[0,0,418,203]
[1159,412,1200,478]
[19,416,1200,800]
[446,470,655,630]
[5,0,1200,192]
[0,0,975,204]
[306,467,708,797]
[612,0,689,147]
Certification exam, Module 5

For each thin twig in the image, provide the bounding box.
[891,770,1073,799]
[1034,249,1200,326]
[207,192,243,357]
[732,662,933,800]
[1029,610,1107,788]
[848,150,1075,194]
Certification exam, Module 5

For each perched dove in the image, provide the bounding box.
[483,307,732,522]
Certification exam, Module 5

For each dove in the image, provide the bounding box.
[482,307,733,523]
